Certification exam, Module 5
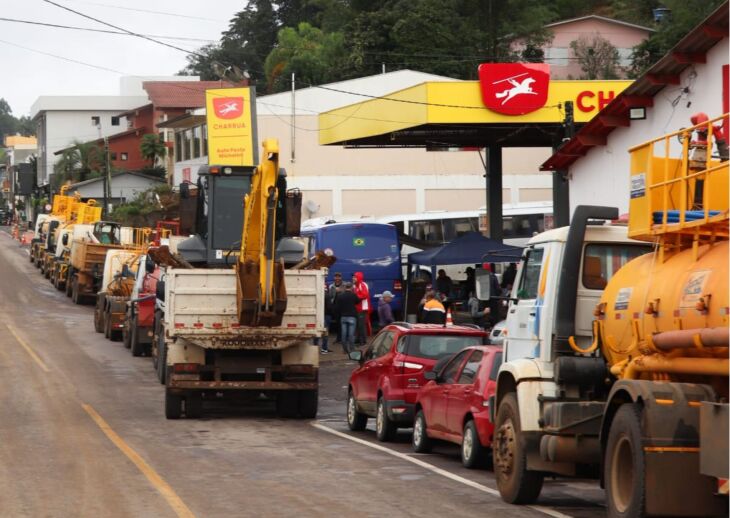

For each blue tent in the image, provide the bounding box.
[407,232,523,266]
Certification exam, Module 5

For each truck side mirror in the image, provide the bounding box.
[424,370,438,381]
[475,269,491,301]
[62,234,69,246]
[145,257,155,274]
[348,350,363,362]
[180,182,190,199]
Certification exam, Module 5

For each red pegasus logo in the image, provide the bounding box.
[213,97,244,119]
[478,63,550,115]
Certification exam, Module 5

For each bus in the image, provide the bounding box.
[300,222,403,316]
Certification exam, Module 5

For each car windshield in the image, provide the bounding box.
[406,334,483,360]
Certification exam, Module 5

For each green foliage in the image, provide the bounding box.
[139,165,167,179]
[53,140,103,189]
[264,22,348,92]
[0,98,35,141]
[108,184,177,227]
[628,0,725,77]
[140,133,167,166]
[570,35,620,79]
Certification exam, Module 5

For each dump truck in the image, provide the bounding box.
[30,186,74,265]
[153,139,325,419]
[492,115,728,517]
[94,249,142,341]
[122,254,160,357]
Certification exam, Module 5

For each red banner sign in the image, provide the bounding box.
[478,63,550,115]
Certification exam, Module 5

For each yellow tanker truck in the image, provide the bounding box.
[492,114,728,517]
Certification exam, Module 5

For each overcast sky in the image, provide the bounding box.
[1,0,247,116]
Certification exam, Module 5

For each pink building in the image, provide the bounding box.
[541,15,654,79]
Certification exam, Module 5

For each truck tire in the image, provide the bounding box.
[130,316,144,357]
[412,410,432,453]
[94,298,104,333]
[122,315,132,348]
[156,332,167,385]
[185,393,203,419]
[298,390,318,419]
[605,404,646,518]
[71,276,81,305]
[375,397,397,442]
[494,393,544,504]
[65,269,74,297]
[276,391,298,418]
[165,389,182,420]
[462,419,487,469]
[347,390,368,431]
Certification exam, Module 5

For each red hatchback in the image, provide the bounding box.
[347,323,487,442]
[412,345,502,468]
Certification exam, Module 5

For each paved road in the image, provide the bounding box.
[0,230,607,518]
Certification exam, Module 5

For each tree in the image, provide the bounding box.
[53,140,102,187]
[264,22,348,92]
[140,134,167,166]
[570,35,620,79]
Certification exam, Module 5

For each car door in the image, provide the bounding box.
[363,331,394,404]
[446,350,483,437]
[430,350,470,433]
[505,244,547,361]
[354,331,386,405]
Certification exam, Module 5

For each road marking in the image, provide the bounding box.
[82,404,196,518]
[6,323,50,372]
[312,423,574,518]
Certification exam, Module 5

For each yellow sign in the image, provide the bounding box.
[205,87,255,166]
[319,80,632,145]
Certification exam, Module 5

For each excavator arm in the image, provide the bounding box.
[236,138,287,326]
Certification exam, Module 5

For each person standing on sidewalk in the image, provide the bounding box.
[335,282,359,353]
[353,271,371,345]
[329,272,344,344]
[315,281,334,354]
[378,290,395,328]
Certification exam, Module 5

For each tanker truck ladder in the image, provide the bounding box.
[627,113,729,261]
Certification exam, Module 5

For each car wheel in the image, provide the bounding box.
[462,420,487,469]
[494,393,544,504]
[412,410,432,453]
[375,397,397,442]
[605,404,646,518]
[346,391,368,431]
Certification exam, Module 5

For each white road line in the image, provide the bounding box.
[312,422,574,518]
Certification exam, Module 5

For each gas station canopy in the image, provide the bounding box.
[319,80,632,148]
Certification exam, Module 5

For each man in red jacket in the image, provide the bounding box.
[353,271,371,345]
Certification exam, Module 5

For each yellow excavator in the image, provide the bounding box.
[236,138,288,327]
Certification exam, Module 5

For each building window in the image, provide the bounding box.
[192,126,202,159]
[111,116,120,126]
[91,116,100,127]
[110,152,117,160]
[120,152,128,161]
[202,124,208,156]
[175,131,183,162]
[182,129,192,161]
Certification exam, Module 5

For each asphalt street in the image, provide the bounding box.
[0,229,608,518]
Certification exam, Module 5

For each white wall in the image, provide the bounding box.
[569,39,728,215]
[73,174,163,202]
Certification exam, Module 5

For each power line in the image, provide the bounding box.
[0,37,123,75]
[0,16,216,43]
[58,0,227,23]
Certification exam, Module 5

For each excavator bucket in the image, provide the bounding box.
[236,260,288,327]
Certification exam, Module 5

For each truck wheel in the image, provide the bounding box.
[165,389,182,420]
[276,391,298,418]
[412,410,432,453]
[375,397,397,442]
[185,393,203,419]
[130,316,144,357]
[462,419,487,469]
[298,390,318,419]
[605,404,645,518]
[347,390,368,431]
[65,269,74,297]
[71,276,81,305]
[104,308,112,340]
[494,393,544,504]
[122,316,132,348]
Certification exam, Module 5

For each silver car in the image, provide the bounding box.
[489,320,507,345]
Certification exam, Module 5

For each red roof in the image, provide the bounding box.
[541,2,728,171]
[142,80,236,109]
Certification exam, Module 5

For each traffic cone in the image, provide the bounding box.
[445,308,454,327]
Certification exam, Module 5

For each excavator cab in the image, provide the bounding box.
[93,221,122,245]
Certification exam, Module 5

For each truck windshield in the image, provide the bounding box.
[582,243,652,290]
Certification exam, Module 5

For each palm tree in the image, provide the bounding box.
[140,134,167,166]
[54,140,102,184]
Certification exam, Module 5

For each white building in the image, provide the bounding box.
[543,4,728,216]
[164,70,553,218]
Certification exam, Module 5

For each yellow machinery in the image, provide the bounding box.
[596,114,729,391]
[236,138,287,326]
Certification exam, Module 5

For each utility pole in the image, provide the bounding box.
[291,72,296,163]
[103,136,111,217]
[552,101,574,227]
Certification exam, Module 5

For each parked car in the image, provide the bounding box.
[489,320,507,345]
[346,322,487,441]
[412,345,502,468]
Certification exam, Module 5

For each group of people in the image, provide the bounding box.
[317,271,396,355]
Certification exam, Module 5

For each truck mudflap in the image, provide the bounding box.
[700,401,729,480]
[601,380,728,517]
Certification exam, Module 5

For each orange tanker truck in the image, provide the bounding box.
[491,114,728,517]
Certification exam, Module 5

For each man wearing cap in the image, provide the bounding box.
[328,272,344,343]
[378,290,395,328]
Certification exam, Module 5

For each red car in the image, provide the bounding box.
[412,345,502,468]
[347,323,488,442]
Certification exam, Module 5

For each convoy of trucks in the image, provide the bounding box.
[490,115,728,517]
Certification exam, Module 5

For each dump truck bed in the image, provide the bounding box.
[70,240,122,272]
[164,268,325,349]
